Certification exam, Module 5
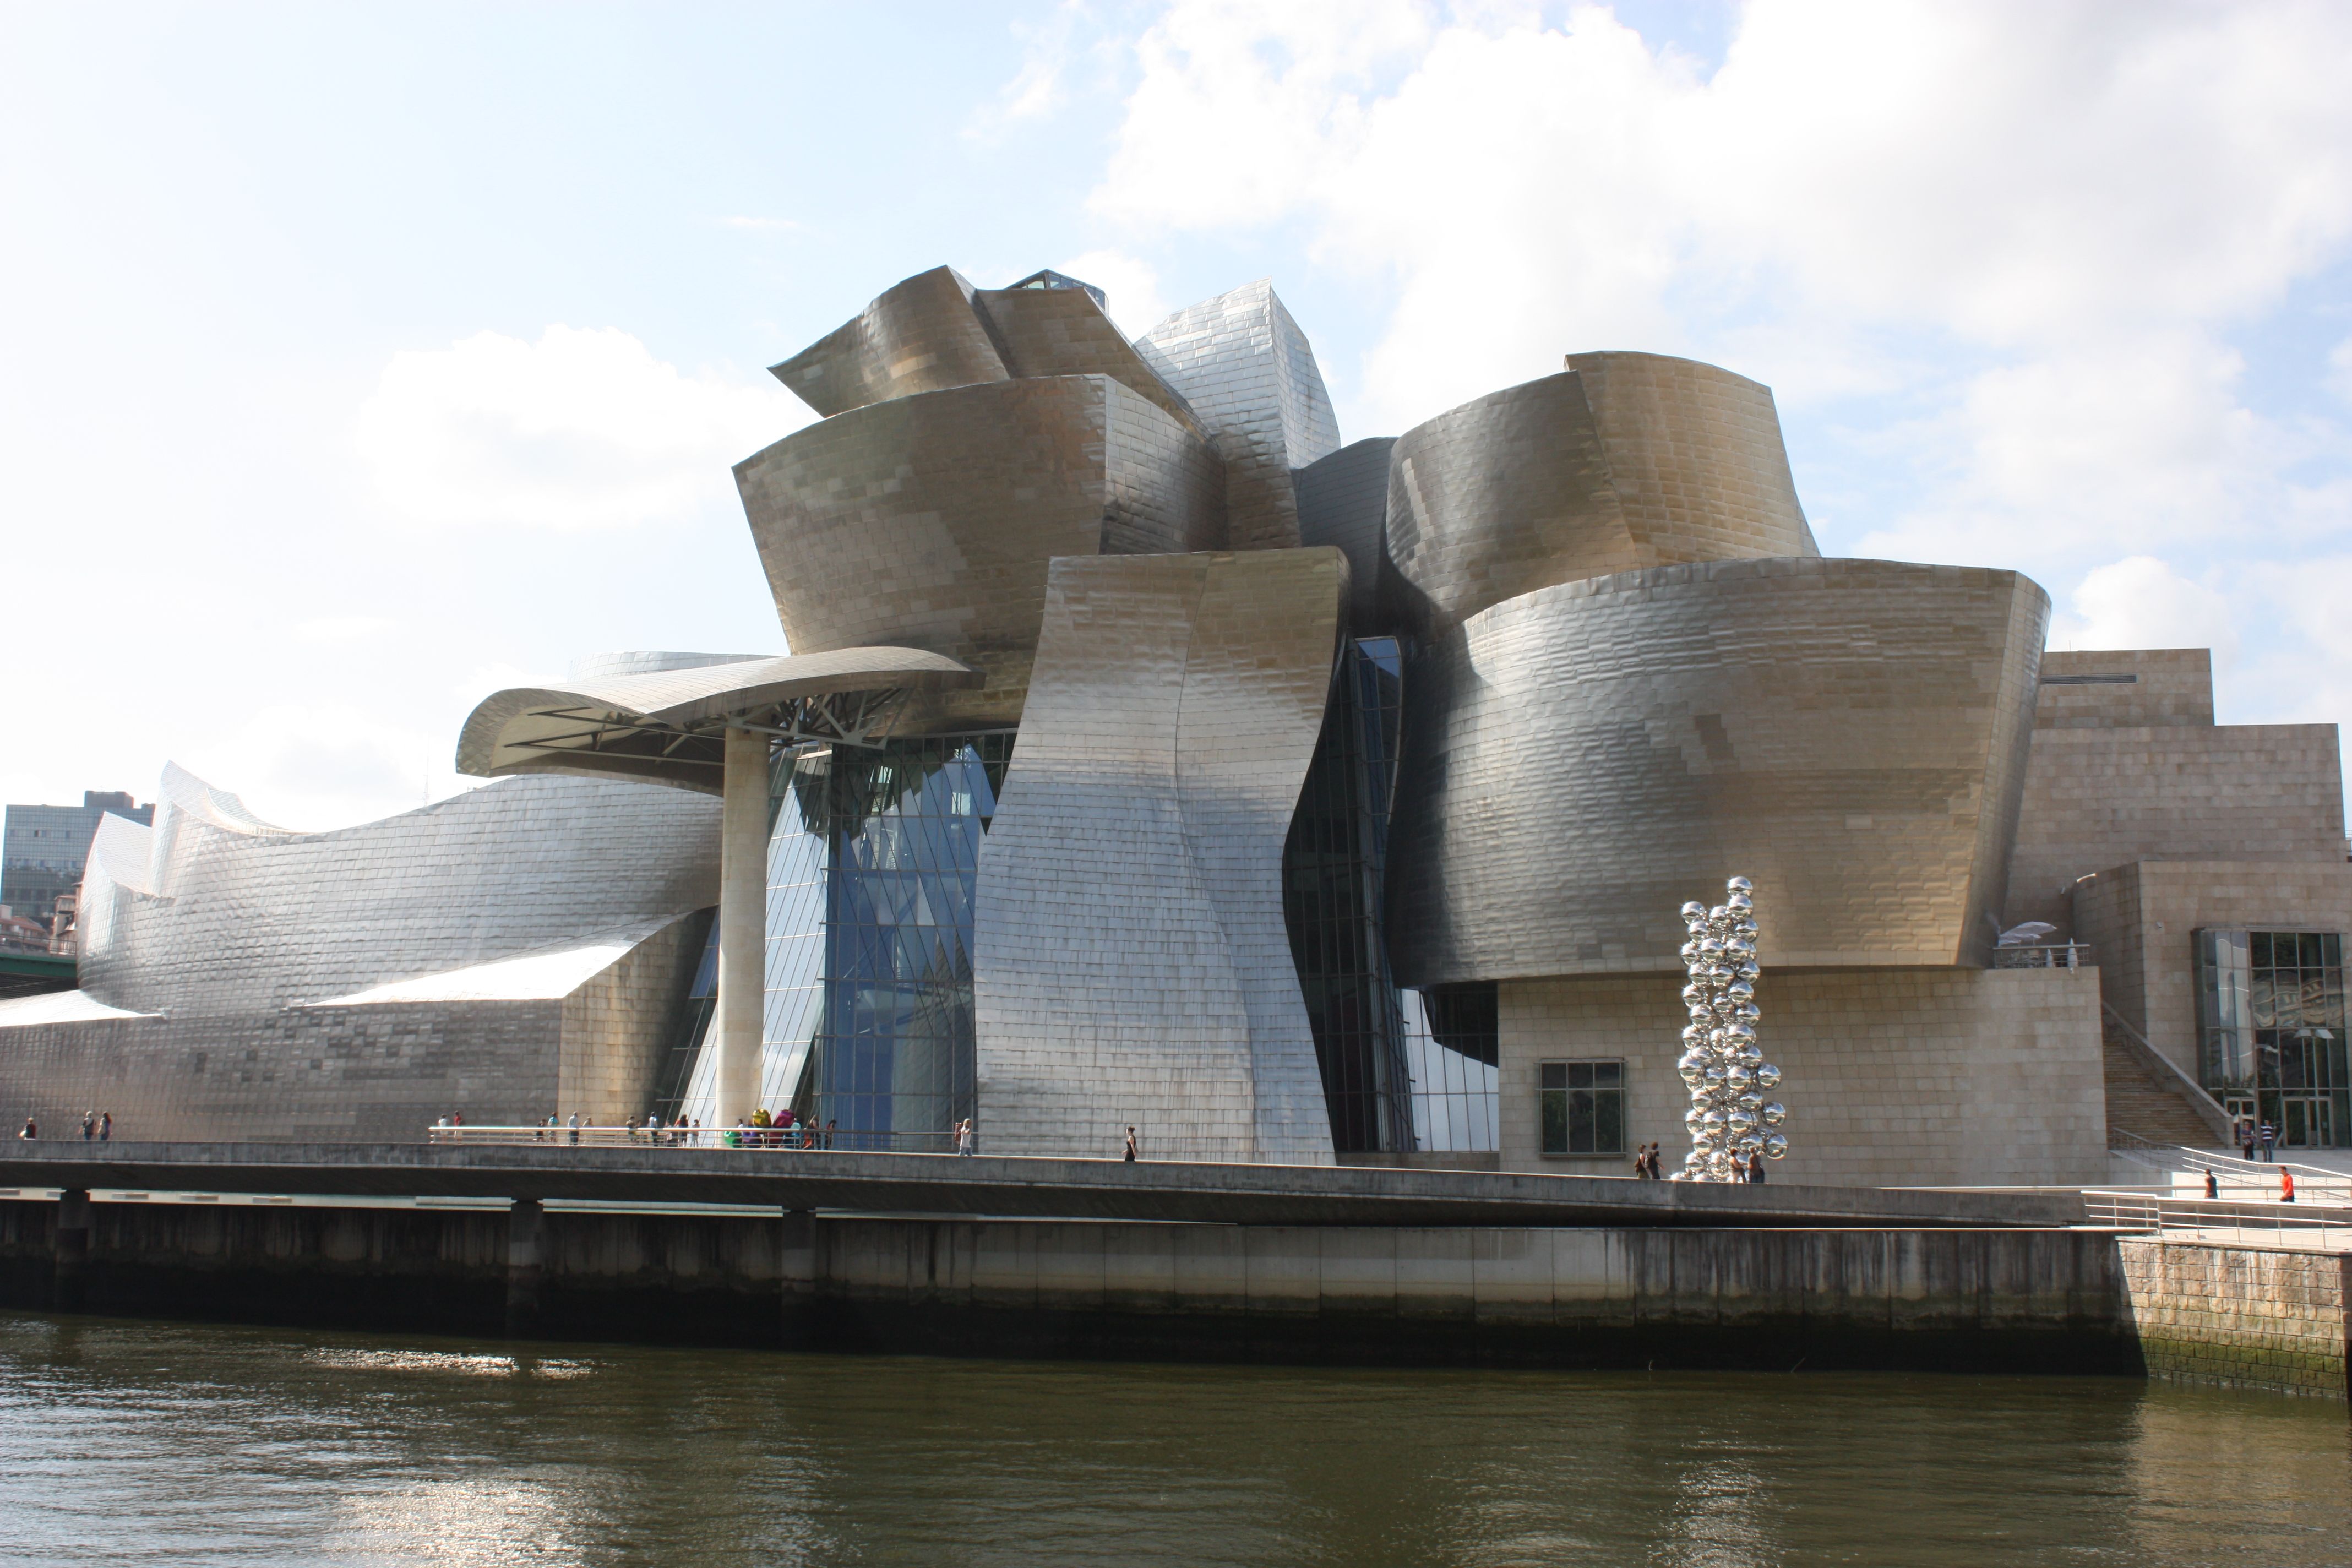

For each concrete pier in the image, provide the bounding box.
[0,1196,2138,1374]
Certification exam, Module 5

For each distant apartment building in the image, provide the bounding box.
[1,791,154,930]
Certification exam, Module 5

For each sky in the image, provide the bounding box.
[4,0,2350,830]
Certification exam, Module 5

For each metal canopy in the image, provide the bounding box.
[456,646,985,794]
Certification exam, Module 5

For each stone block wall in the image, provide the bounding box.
[2073,859,2352,1082]
[2007,724,2343,937]
[2119,1238,2348,1398]
[1498,967,2108,1187]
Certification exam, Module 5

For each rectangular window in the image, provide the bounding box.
[2198,927,2349,1148]
[1538,1059,1625,1156]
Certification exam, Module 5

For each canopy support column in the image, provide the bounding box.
[716,726,767,1127]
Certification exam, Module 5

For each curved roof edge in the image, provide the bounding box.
[456,644,986,791]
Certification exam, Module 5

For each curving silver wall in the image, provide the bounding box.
[1385,558,2048,984]
[1385,357,1816,635]
[734,374,1225,727]
[0,764,720,1138]
[1137,280,1342,553]
[1292,436,1396,634]
[973,548,1346,1163]
[77,764,717,1017]
[768,266,1010,418]
[971,284,1201,432]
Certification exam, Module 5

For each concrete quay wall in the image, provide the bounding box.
[0,1199,2140,1374]
[2119,1238,2351,1400]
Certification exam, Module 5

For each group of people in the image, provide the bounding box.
[1628,1141,1768,1183]
[2238,1120,2280,1161]
[14,1112,112,1141]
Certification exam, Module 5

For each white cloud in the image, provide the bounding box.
[1089,0,2352,543]
[352,325,803,531]
[1058,247,1170,335]
[2048,556,2240,665]
[176,701,454,833]
[292,615,396,645]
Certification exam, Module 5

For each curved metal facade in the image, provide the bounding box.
[1137,280,1342,553]
[1385,357,1815,635]
[0,766,720,1138]
[1293,436,1396,634]
[78,765,717,1017]
[734,374,1226,727]
[971,284,1200,432]
[973,549,1345,1163]
[768,265,1009,418]
[1386,558,2048,984]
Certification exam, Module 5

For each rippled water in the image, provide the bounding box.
[0,1311,2344,1566]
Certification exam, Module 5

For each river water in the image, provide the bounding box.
[0,1311,2343,1566]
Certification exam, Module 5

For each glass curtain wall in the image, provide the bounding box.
[1283,637,1497,1153]
[2198,928,2349,1147]
[1283,638,1415,1151]
[676,733,1011,1147]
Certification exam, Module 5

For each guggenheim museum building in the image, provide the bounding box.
[8,265,2347,1187]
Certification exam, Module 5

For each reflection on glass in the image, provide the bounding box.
[2199,927,2348,1147]
[678,734,1012,1147]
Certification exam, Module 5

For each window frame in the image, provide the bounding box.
[1537,1057,1627,1157]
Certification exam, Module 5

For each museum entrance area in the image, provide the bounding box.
[2198,928,2352,1148]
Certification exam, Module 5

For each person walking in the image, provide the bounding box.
[822,1118,836,1150]
[1123,1126,1139,1163]
[1746,1149,1766,1184]
[2259,1121,2277,1162]
[1631,1142,1649,1179]
[16,1118,34,1140]
[567,1111,581,1147]
[955,1118,975,1156]
[79,1112,94,1141]
[97,1112,110,1143]
[2282,1169,2297,1204]
[2239,1122,2255,1160]
[2204,1169,2219,1200]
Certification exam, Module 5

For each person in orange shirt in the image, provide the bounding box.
[2282,1169,2296,1204]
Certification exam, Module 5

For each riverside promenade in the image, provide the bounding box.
[2,1141,2339,1396]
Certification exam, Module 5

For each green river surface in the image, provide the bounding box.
[0,1310,2344,1566]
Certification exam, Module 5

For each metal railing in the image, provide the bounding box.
[1993,941,2088,970]
[2084,1188,2352,1243]
[424,1124,961,1152]
[2107,1130,2352,1203]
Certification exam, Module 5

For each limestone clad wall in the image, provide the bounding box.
[2072,859,2352,1082]
[1496,967,2108,1188]
[558,914,704,1124]
[2006,725,2345,936]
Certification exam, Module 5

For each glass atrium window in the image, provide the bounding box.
[2198,927,2348,1147]
[1538,1060,1625,1156]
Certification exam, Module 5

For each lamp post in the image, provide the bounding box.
[1672,876,1790,1181]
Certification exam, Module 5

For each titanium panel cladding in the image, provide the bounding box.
[1385,358,1816,635]
[971,285,1200,432]
[1137,281,1342,553]
[768,266,1009,418]
[734,375,1226,727]
[973,549,1346,1164]
[1386,558,2048,984]
[1293,437,1397,634]
[77,764,718,1017]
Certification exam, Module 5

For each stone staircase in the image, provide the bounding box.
[2102,1011,2227,1149]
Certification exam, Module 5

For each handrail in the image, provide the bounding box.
[424,1124,959,1152]
[2083,1188,2352,1243]
[2108,1130,2352,1201]
[2101,1001,2234,1144]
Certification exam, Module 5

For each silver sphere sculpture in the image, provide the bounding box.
[1670,876,1790,1182]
